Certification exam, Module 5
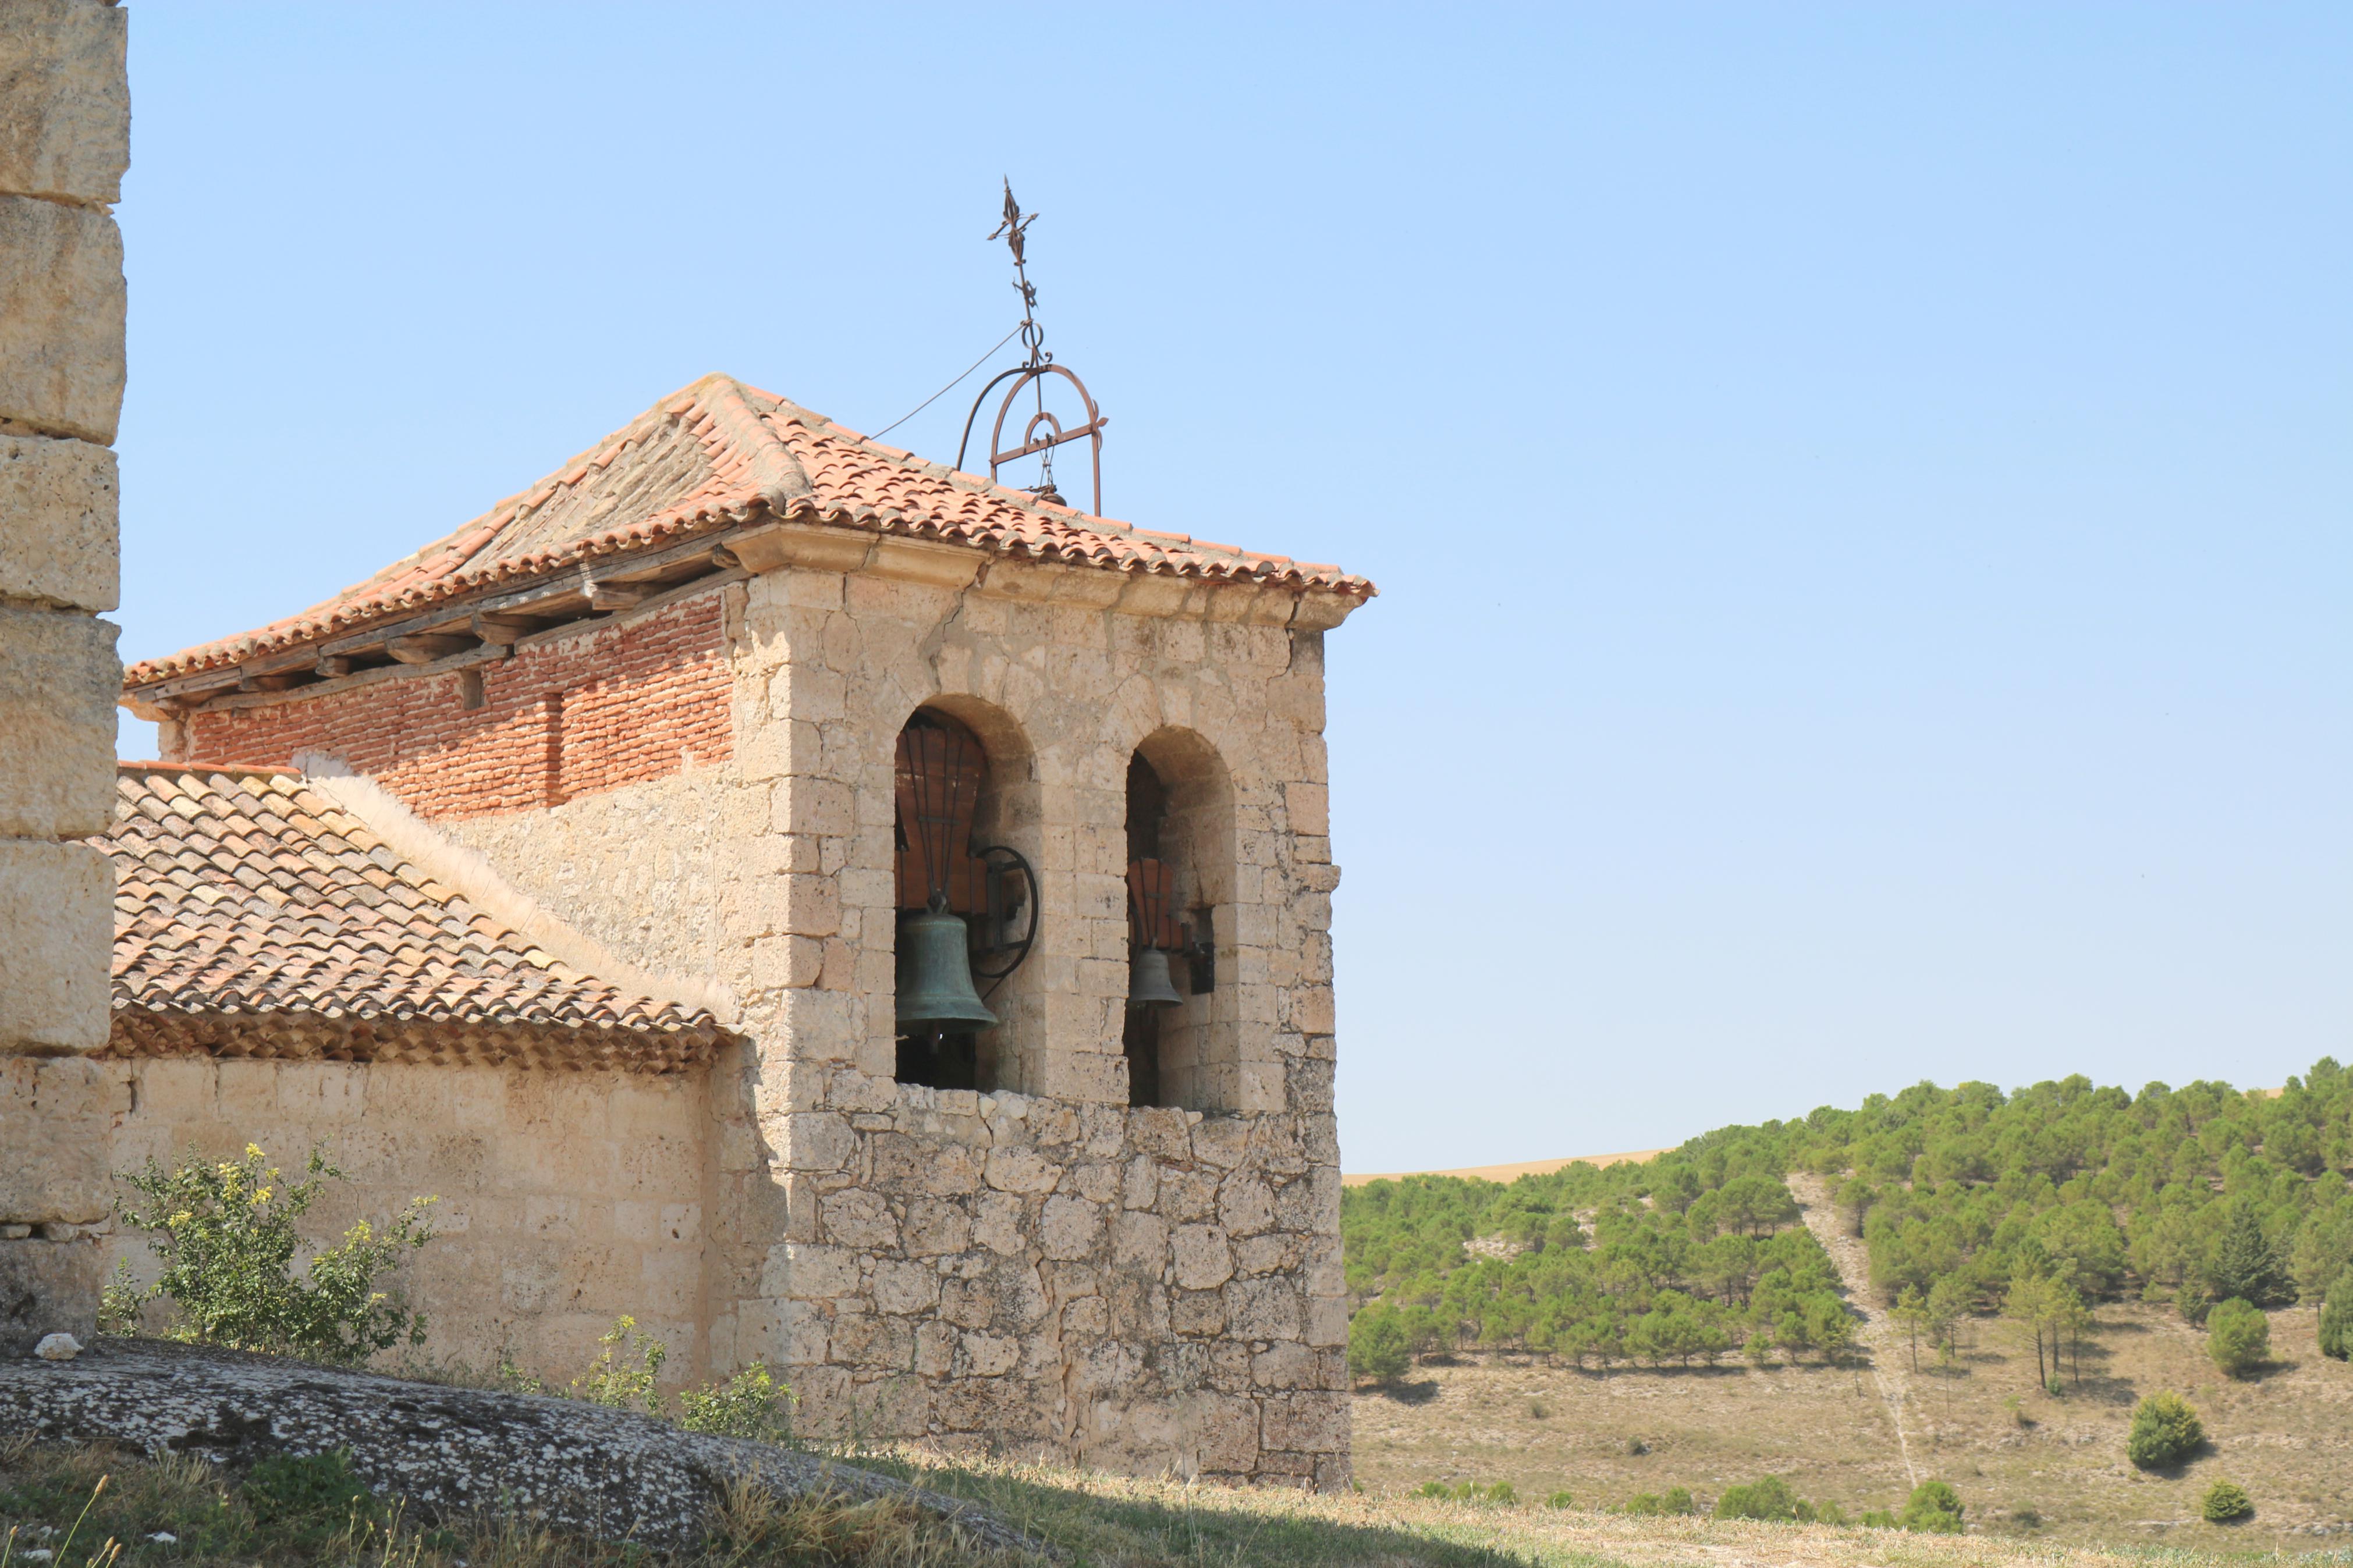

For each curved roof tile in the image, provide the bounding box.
[97,763,727,1071]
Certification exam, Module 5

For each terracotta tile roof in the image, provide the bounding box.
[98,763,726,1071]
[126,374,1374,684]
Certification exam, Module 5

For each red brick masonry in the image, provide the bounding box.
[178,593,732,821]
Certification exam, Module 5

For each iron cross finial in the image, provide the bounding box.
[987,177,1037,266]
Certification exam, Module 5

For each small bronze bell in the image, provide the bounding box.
[897,904,998,1034]
[1127,945,1185,1010]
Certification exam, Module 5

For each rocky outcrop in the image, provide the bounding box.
[0,1340,1044,1556]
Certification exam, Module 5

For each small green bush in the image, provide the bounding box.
[1624,1492,1664,1516]
[111,1143,434,1364]
[1544,1490,1574,1510]
[675,1361,793,1443]
[1484,1482,1517,1505]
[1417,1481,1450,1499]
[572,1315,666,1414]
[2201,1480,2253,1523]
[1450,1481,1479,1502]
[1714,1475,1802,1522]
[2323,1270,2353,1361]
[1897,1480,1964,1534]
[2127,1391,2204,1469]
[2206,1297,2270,1378]
[1661,1485,1694,1516]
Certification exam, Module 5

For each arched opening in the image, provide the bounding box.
[1124,728,1236,1110]
[892,704,1038,1091]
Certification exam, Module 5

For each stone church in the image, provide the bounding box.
[112,374,1372,1486]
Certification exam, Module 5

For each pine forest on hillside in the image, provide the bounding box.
[1343,1058,2353,1377]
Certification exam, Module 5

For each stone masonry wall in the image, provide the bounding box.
[102,1057,713,1386]
[0,0,129,1353]
[176,593,731,819]
[762,1082,1347,1485]
[425,539,1353,1484]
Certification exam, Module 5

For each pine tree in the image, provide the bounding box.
[2208,1201,2291,1307]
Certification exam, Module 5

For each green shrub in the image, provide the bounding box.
[1859,1508,1897,1528]
[1417,1481,1450,1499]
[572,1315,666,1414]
[1484,1482,1517,1505]
[1450,1481,1478,1502]
[2317,1271,2353,1361]
[2201,1480,2253,1523]
[675,1361,793,1443]
[1714,1475,1801,1521]
[112,1143,434,1364]
[1661,1485,1694,1516]
[2127,1391,2204,1469]
[1544,1489,1574,1510]
[2206,1297,2270,1378]
[1624,1493,1663,1516]
[1897,1480,1964,1534]
[1813,1500,1850,1527]
[1348,1303,1411,1384]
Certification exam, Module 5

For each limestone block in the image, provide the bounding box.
[900,1196,971,1257]
[0,195,122,442]
[1169,1286,1224,1336]
[1039,1194,1103,1261]
[818,1187,897,1249]
[1189,1116,1250,1171]
[0,841,107,1051]
[1261,1391,1348,1454]
[0,1055,116,1221]
[0,2,128,207]
[982,1146,1061,1195]
[1251,1340,1318,1391]
[1110,1210,1167,1277]
[869,1259,938,1315]
[1223,1275,1300,1340]
[1170,1224,1233,1291]
[0,436,114,610]
[1216,1176,1274,1238]
[1304,1294,1349,1348]
[779,1111,856,1172]
[1195,1392,1261,1471]
[0,1234,97,1353]
[0,606,116,838]
[1156,1167,1218,1224]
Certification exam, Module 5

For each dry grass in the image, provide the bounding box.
[8,1346,2351,1568]
[1351,1302,2353,1550]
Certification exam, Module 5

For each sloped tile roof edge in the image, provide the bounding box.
[105,1006,722,1075]
[302,763,740,1030]
[126,374,1375,685]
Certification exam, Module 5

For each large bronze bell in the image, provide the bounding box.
[1127,945,1185,1010]
[897,905,998,1034]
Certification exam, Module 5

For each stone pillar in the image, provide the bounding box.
[0,0,129,1353]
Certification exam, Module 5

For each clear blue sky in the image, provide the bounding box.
[118,5,2350,1172]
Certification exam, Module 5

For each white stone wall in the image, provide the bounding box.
[0,0,129,1352]
[102,1058,713,1385]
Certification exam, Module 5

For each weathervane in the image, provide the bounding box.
[957,179,1107,515]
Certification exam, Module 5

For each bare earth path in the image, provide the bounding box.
[1787,1172,1918,1489]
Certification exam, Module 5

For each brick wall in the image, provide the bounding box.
[177,593,733,821]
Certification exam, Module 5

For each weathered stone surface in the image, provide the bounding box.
[0,1342,1044,1555]
[0,841,107,1052]
[0,435,115,610]
[0,1,129,207]
[0,1055,115,1224]
[0,1238,98,1354]
[0,195,123,443]
[0,605,116,838]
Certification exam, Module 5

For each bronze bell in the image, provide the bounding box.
[897,905,998,1034]
[1127,945,1185,1010]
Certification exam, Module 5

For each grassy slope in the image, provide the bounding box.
[6,1435,2343,1568]
[1351,1302,2353,1548]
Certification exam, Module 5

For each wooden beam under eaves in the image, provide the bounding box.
[386,633,474,666]
[585,581,649,610]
